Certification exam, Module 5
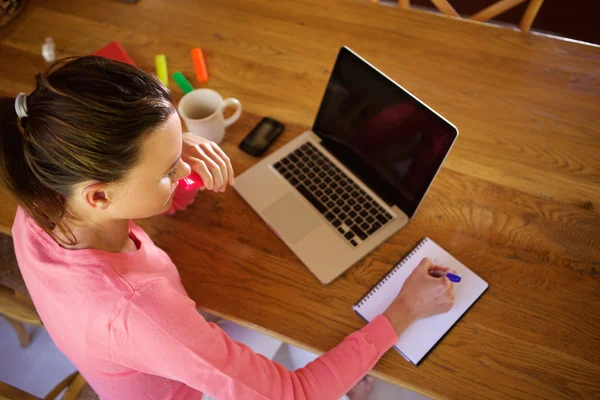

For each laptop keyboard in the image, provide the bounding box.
[271,142,393,247]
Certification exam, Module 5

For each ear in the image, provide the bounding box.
[81,182,113,211]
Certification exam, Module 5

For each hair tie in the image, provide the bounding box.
[15,92,28,119]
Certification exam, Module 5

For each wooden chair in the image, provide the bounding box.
[370,0,545,33]
[0,234,41,348]
[0,372,98,400]
[0,284,41,348]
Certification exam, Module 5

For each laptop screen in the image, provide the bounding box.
[313,47,458,217]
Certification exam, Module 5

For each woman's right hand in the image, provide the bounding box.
[383,258,455,336]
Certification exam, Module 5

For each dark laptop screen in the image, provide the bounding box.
[313,47,458,217]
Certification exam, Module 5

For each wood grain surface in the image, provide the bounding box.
[1,1,599,399]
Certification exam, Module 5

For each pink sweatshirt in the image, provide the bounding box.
[12,188,398,400]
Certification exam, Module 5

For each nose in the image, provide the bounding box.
[175,159,192,181]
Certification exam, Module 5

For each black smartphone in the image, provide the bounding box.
[239,117,285,157]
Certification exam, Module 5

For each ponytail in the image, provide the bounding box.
[0,95,73,243]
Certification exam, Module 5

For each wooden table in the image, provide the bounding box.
[1,1,599,399]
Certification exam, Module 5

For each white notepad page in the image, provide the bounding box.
[353,237,488,365]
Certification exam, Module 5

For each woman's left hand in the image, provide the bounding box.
[181,132,234,192]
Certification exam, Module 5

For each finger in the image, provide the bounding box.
[201,146,226,191]
[442,275,454,288]
[435,265,456,275]
[427,265,451,280]
[211,143,235,185]
[429,264,450,273]
[189,157,214,191]
[196,147,225,192]
[202,144,228,191]
[446,297,454,311]
[417,258,433,271]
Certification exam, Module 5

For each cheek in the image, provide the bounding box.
[159,177,176,195]
[160,177,180,200]
[129,178,174,210]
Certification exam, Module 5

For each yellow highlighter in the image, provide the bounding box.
[155,54,168,87]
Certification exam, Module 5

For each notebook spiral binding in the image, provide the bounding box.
[355,238,429,308]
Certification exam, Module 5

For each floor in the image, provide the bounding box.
[0,317,428,399]
[0,318,76,397]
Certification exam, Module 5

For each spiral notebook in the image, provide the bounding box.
[353,237,488,365]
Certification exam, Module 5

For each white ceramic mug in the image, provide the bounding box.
[177,89,242,144]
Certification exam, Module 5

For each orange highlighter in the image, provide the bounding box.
[191,48,209,83]
[179,171,204,191]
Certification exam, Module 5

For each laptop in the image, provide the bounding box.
[234,47,458,284]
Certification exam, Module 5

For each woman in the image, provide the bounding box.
[0,56,454,400]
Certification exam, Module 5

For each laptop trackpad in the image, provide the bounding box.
[263,193,320,244]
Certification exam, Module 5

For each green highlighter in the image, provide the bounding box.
[172,72,194,94]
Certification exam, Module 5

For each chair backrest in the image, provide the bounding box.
[0,381,40,400]
[0,372,92,400]
[371,0,545,33]
[0,234,28,297]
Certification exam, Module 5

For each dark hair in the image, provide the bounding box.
[0,56,175,245]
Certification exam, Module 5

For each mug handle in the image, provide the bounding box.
[221,98,242,127]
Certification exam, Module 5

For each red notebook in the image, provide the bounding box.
[93,41,136,66]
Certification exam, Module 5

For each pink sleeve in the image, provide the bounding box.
[110,279,398,400]
[163,185,200,215]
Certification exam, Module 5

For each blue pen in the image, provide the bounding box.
[431,270,462,283]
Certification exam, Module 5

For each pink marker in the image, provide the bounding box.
[179,171,204,191]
